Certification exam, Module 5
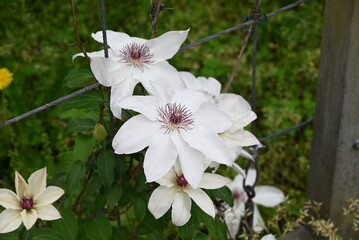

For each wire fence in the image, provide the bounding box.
[1,0,313,237]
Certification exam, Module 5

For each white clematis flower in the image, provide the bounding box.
[180,72,260,162]
[0,167,64,233]
[224,169,284,236]
[74,30,188,118]
[261,234,276,240]
[148,162,231,226]
[112,83,233,188]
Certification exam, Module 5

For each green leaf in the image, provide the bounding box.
[208,186,234,208]
[214,217,227,240]
[98,149,115,187]
[143,210,164,232]
[134,171,146,193]
[178,217,197,240]
[33,228,65,240]
[111,227,130,240]
[64,119,97,134]
[134,197,146,222]
[65,65,93,88]
[0,229,21,240]
[52,209,78,240]
[73,134,95,161]
[57,89,104,110]
[194,232,209,240]
[65,160,85,196]
[84,214,112,240]
[196,207,218,238]
[106,184,122,209]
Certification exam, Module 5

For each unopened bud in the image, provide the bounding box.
[93,123,107,141]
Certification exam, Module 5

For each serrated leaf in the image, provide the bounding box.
[65,161,85,195]
[65,119,96,134]
[85,215,112,240]
[98,149,115,187]
[65,65,93,88]
[51,209,78,240]
[178,217,197,240]
[107,184,122,209]
[134,197,146,222]
[57,89,104,110]
[33,228,65,240]
[73,134,95,161]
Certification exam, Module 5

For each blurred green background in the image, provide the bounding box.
[0,0,324,216]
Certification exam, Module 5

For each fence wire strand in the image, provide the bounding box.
[0,0,310,134]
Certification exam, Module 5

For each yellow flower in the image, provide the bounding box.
[0,68,14,90]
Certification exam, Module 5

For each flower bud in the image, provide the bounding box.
[93,122,107,141]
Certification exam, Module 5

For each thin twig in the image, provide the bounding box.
[150,0,163,38]
[223,25,253,93]
[73,168,93,213]
[0,180,14,191]
[0,0,308,128]
[69,0,89,59]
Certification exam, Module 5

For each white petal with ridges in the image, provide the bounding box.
[156,169,176,188]
[224,208,241,237]
[91,30,132,51]
[171,89,209,113]
[171,191,191,226]
[253,186,284,207]
[253,204,265,232]
[145,30,189,63]
[230,111,257,130]
[0,209,22,234]
[15,171,28,200]
[116,95,158,121]
[33,186,64,206]
[21,209,37,230]
[194,104,232,133]
[198,173,231,189]
[222,129,260,147]
[219,94,252,117]
[144,132,178,182]
[148,186,176,219]
[0,189,20,209]
[90,57,130,87]
[35,204,62,220]
[28,167,47,197]
[181,127,233,165]
[112,115,160,154]
[184,188,215,218]
[110,77,139,119]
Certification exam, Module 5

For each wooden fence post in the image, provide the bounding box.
[307,0,359,238]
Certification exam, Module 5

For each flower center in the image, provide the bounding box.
[176,174,188,187]
[119,43,153,71]
[21,197,33,210]
[157,103,194,133]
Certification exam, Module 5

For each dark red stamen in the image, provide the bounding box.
[176,174,188,187]
[21,197,33,210]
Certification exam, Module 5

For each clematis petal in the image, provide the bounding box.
[72,49,106,61]
[252,204,265,232]
[116,95,158,121]
[231,163,246,178]
[222,129,260,147]
[198,173,231,189]
[145,29,189,63]
[202,77,221,96]
[224,208,241,237]
[219,94,252,117]
[238,149,255,161]
[15,171,28,200]
[33,186,64,206]
[171,89,209,113]
[147,81,173,106]
[179,71,198,89]
[28,167,47,197]
[110,78,139,119]
[20,209,38,230]
[184,188,215,218]
[90,57,131,87]
[227,174,244,194]
[91,30,133,51]
[156,169,177,188]
[144,132,178,182]
[35,204,62,221]
[0,189,20,209]
[194,103,233,133]
[244,168,257,186]
[261,234,276,240]
[171,191,191,226]
[253,186,284,207]
[138,61,184,95]
[148,186,177,219]
[171,132,203,188]
[181,127,233,165]
[0,209,22,234]
[112,115,160,154]
[231,111,257,130]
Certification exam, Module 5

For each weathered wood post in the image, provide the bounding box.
[307,0,359,238]
[285,0,359,239]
